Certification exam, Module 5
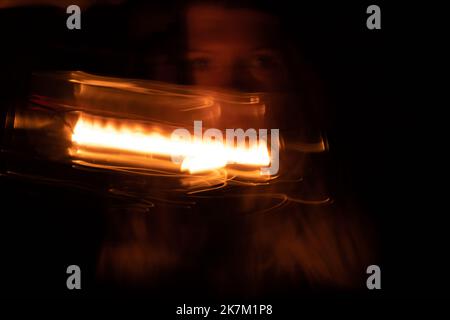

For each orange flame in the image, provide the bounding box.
[70,114,271,176]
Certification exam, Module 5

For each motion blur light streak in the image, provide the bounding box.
[71,114,272,175]
[3,71,330,207]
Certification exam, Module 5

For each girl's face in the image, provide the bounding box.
[185,5,288,92]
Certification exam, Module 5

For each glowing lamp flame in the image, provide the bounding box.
[71,116,271,175]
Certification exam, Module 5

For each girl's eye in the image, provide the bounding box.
[190,58,211,70]
[249,54,279,69]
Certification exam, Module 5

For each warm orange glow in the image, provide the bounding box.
[71,114,271,175]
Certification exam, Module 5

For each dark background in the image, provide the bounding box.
[0,0,445,304]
